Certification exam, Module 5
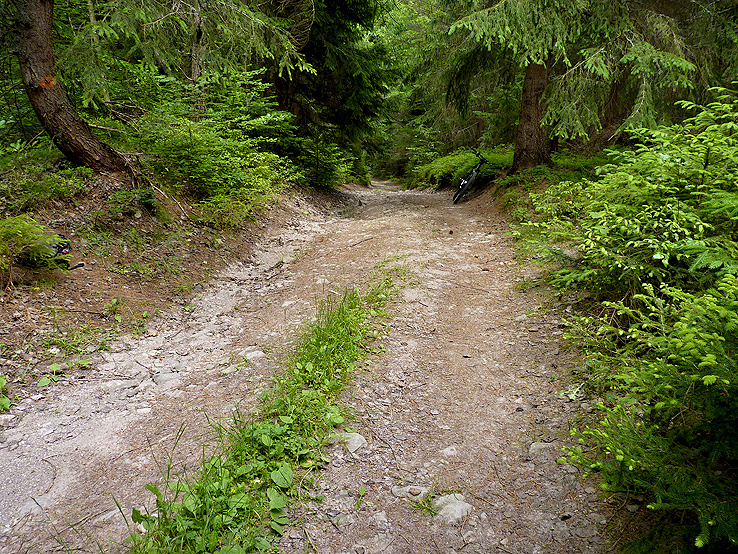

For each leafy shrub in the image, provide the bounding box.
[130,70,301,228]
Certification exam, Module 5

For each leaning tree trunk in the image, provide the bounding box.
[511,61,552,173]
[13,0,128,172]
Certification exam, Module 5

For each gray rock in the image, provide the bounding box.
[440,445,458,457]
[20,495,53,516]
[572,524,599,538]
[103,379,140,393]
[391,485,429,502]
[245,350,266,362]
[0,413,18,427]
[432,493,473,525]
[342,432,367,454]
[528,441,555,459]
[331,513,355,528]
[153,372,181,387]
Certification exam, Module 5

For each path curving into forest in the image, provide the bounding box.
[0,183,616,554]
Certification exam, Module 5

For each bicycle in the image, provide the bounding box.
[453,148,488,204]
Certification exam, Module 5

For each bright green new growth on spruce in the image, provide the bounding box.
[565,277,738,548]
[527,88,738,300]
[522,89,738,549]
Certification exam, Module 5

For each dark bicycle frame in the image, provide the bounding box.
[453,148,488,204]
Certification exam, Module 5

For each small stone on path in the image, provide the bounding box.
[342,432,367,454]
[390,485,429,502]
[432,493,473,525]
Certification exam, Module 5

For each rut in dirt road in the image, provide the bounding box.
[0,184,615,554]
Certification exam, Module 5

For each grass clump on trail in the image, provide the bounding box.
[127,278,396,554]
[514,89,738,552]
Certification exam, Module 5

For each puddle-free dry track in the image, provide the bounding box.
[1,184,613,554]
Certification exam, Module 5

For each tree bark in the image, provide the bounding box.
[13,0,128,172]
[511,61,552,173]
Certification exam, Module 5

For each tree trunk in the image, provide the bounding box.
[190,10,207,120]
[511,61,552,173]
[13,0,128,172]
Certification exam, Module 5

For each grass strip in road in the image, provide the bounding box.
[126,279,396,554]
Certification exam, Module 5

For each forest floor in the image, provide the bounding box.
[0,181,639,554]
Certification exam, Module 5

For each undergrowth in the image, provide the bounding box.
[514,88,738,551]
[126,268,400,553]
[0,373,10,411]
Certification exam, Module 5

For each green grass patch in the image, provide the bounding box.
[36,317,116,358]
[127,272,398,553]
[0,374,11,411]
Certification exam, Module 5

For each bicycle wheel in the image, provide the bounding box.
[452,181,466,204]
[453,173,476,204]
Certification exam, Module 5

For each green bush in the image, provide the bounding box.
[0,165,91,215]
[526,89,738,301]
[138,115,293,228]
[410,147,511,189]
[0,214,70,277]
[521,89,738,550]
[105,188,159,219]
[566,276,738,549]
[294,133,353,189]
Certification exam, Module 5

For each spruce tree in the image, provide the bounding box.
[448,0,629,171]
[445,0,735,169]
[8,0,130,173]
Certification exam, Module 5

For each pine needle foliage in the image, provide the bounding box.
[527,88,738,299]
[521,89,738,550]
[450,0,594,66]
[0,214,70,280]
[447,0,700,142]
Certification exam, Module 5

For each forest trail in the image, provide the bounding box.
[0,184,616,554]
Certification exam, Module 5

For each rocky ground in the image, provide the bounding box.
[0,182,633,553]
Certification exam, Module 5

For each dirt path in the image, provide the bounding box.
[0,184,615,554]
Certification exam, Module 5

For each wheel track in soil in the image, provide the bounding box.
[0,183,615,554]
